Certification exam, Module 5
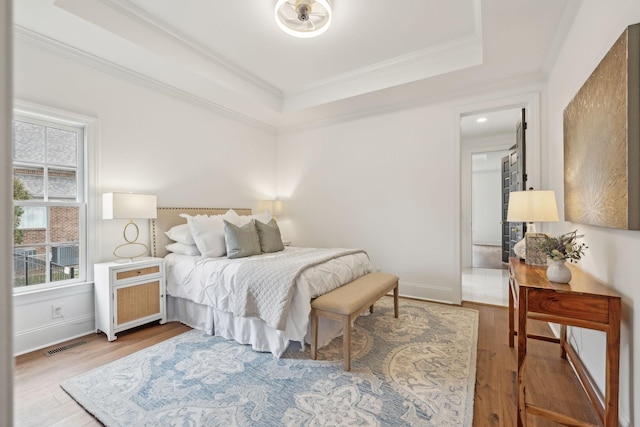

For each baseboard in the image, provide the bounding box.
[398,281,456,304]
[14,314,95,356]
[472,241,501,246]
[564,341,606,423]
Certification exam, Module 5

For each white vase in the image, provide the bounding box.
[546,260,571,283]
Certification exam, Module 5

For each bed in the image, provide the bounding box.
[151,207,373,357]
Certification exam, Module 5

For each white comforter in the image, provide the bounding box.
[164,247,373,354]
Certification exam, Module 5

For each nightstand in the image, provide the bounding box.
[94,257,166,341]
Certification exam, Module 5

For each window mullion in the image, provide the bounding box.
[45,207,51,283]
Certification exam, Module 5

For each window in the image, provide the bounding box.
[12,106,89,290]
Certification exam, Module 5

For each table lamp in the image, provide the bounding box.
[506,189,559,259]
[103,192,157,260]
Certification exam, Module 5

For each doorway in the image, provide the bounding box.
[460,108,521,306]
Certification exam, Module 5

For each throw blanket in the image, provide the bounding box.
[232,248,367,331]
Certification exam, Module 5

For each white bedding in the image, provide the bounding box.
[164,247,373,356]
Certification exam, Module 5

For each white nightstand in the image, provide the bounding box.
[94,257,167,341]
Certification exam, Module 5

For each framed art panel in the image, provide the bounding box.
[563,23,640,230]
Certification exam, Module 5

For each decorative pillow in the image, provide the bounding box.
[255,218,284,253]
[224,220,261,259]
[181,210,237,258]
[164,223,195,245]
[165,242,201,256]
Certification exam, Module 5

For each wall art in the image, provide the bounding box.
[564,23,640,230]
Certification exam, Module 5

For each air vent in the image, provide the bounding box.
[43,340,87,356]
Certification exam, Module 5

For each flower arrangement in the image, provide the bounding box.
[541,230,588,263]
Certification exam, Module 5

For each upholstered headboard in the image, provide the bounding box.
[151,207,252,258]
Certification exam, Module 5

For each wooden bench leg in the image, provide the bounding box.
[393,282,399,318]
[343,314,351,371]
[311,309,318,360]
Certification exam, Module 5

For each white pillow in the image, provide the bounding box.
[164,223,195,245]
[181,210,237,258]
[229,209,272,226]
[251,210,272,224]
[224,209,243,225]
[165,242,201,256]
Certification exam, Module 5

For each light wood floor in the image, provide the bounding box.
[14,303,600,426]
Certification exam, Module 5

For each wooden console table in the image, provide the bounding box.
[508,257,621,426]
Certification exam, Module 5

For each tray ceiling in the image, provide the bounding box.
[14,0,579,131]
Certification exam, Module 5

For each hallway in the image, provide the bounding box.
[462,244,508,306]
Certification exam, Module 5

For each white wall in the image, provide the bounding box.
[546,3,640,425]
[472,150,509,246]
[277,94,535,304]
[12,37,278,355]
[278,106,461,303]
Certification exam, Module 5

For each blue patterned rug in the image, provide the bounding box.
[62,298,478,426]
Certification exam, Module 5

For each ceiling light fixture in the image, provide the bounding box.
[476,117,487,123]
[274,0,332,38]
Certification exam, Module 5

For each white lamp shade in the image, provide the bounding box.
[256,199,285,216]
[103,193,157,220]
[507,190,559,222]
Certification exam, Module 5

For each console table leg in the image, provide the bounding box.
[509,276,515,348]
[560,324,567,359]
[517,287,528,427]
[605,298,621,426]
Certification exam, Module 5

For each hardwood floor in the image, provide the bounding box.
[468,302,600,426]
[13,304,600,426]
[14,322,191,427]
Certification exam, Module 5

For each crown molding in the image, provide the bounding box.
[14,26,277,134]
[542,0,582,75]
[288,34,482,98]
[277,73,546,135]
[282,34,483,112]
[85,0,485,116]
[98,0,282,99]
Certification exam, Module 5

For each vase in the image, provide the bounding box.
[546,260,571,283]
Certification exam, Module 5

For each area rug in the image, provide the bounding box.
[62,298,478,426]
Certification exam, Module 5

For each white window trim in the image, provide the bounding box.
[13,100,99,295]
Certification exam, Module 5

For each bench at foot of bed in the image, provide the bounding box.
[310,272,399,371]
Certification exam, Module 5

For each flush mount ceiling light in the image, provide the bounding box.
[275,0,332,38]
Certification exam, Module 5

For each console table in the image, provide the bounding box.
[508,257,621,426]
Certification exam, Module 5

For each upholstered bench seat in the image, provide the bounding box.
[310,272,399,370]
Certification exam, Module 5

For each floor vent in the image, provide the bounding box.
[44,340,87,356]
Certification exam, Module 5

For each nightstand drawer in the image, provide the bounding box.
[112,264,162,284]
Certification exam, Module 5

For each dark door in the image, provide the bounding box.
[501,155,511,262]
[502,108,527,260]
[515,107,527,192]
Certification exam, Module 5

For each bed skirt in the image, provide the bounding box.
[166,295,344,357]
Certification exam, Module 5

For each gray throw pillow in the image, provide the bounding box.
[255,218,285,253]
[224,220,261,259]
